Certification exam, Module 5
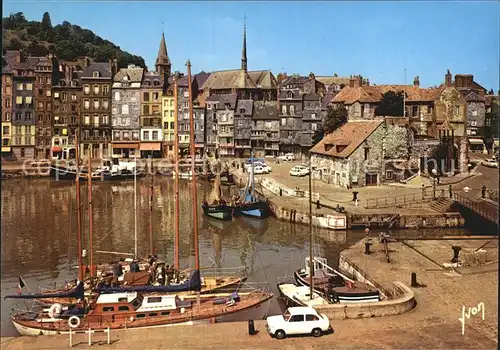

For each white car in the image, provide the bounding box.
[289,165,309,177]
[245,162,271,173]
[266,307,331,339]
[481,158,499,168]
[278,153,295,162]
[250,165,267,175]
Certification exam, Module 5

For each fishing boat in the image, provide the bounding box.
[202,171,233,221]
[294,257,380,303]
[277,283,329,308]
[10,272,273,336]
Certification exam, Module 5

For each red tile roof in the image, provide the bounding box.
[310,120,383,158]
[332,85,443,104]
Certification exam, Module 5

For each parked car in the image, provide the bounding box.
[481,158,499,168]
[266,307,331,339]
[250,165,268,175]
[289,165,309,177]
[30,159,51,167]
[277,153,295,162]
[245,161,271,173]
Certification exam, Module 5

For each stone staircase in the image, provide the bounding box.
[429,197,454,213]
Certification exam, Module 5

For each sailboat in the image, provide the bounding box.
[233,152,270,219]
[202,166,233,221]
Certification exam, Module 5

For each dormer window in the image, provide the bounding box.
[286,91,293,99]
[225,103,230,109]
[240,108,245,113]
[324,143,333,152]
[153,80,160,86]
[92,71,100,78]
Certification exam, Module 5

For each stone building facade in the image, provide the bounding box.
[234,99,253,157]
[1,51,17,158]
[216,94,237,157]
[80,59,116,158]
[300,93,322,151]
[278,88,303,155]
[205,95,220,156]
[140,71,163,158]
[52,63,82,160]
[111,64,144,158]
[252,101,279,157]
[161,84,175,157]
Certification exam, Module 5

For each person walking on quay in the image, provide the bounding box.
[449,185,453,199]
[113,259,124,277]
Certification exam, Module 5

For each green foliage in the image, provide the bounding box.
[323,105,348,135]
[375,91,404,116]
[2,12,146,69]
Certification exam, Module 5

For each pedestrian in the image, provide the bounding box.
[130,259,140,273]
[422,184,426,199]
[449,185,453,198]
[481,185,487,198]
[112,260,123,277]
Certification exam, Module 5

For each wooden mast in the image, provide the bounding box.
[173,76,180,270]
[149,158,154,256]
[75,128,83,281]
[308,154,313,300]
[186,60,199,271]
[88,146,94,278]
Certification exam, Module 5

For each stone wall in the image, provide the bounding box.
[466,101,486,137]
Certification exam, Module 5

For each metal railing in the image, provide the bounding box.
[365,192,434,209]
[453,193,499,224]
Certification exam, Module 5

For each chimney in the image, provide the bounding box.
[413,76,420,87]
[309,72,315,80]
[349,75,361,88]
[83,56,90,67]
[113,58,118,76]
[445,69,452,87]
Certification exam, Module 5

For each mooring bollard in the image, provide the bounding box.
[411,272,418,287]
[364,242,372,255]
[316,199,321,209]
[69,329,73,348]
[248,320,256,335]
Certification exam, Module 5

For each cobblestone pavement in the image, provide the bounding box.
[343,238,499,342]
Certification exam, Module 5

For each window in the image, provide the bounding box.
[114,92,120,101]
[286,91,293,99]
[306,314,320,321]
[455,106,460,114]
[46,89,51,97]
[71,93,77,101]
[25,96,32,105]
[26,83,33,90]
[122,105,129,115]
[84,99,90,110]
[15,113,22,120]
[412,106,418,116]
[143,105,149,115]
[16,83,23,91]
[290,105,295,115]
[102,115,109,125]
[62,93,67,101]
[136,314,146,319]
[92,71,100,78]
[143,92,150,101]
[153,92,159,101]
[471,121,477,127]
[16,96,23,105]
[94,115,99,126]
[486,119,491,127]
[20,147,25,157]
[103,307,114,312]
[161,311,170,316]
[84,85,90,95]
[118,306,130,311]
[170,122,174,129]
[144,131,150,140]
[93,85,100,95]
[183,101,189,109]
[289,315,304,322]
[3,126,10,135]
[25,112,32,120]
[93,99,99,109]
[45,77,50,84]
[149,312,158,317]
[281,105,287,115]
[84,115,90,125]
[472,110,478,117]
[281,118,286,126]
[311,123,317,131]
[152,131,159,140]
[364,147,370,160]
[103,85,109,94]
[386,170,394,180]
[5,112,10,121]
[184,124,189,132]
[311,113,316,119]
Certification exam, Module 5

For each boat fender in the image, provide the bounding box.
[68,316,80,328]
[129,316,134,323]
[181,307,186,314]
[48,303,63,319]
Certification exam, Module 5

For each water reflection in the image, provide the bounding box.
[0,178,469,336]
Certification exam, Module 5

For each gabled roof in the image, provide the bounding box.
[253,101,278,120]
[310,120,383,158]
[459,89,486,103]
[201,69,276,90]
[321,93,335,109]
[332,85,443,104]
[217,93,238,110]
[332,86,381,104]
[114,65,144,83]
[194,71,210,90]
[278,88,302,100]
[303,93,321,101]
[315,76,350,87]
[141,71,162,88]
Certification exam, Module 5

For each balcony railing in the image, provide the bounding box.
[219,143,234,148]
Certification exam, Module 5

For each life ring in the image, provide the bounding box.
[48,303,63,319]
[68,315,80,328]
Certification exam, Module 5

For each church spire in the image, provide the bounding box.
[241,16,247,72]
[155,31,171,77]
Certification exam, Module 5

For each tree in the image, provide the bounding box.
[323,105,348,134]
[40,12,53,41]
[5,38,22,51]
[375,90,404,116]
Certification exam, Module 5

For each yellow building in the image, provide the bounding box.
[161,89,175,157]
[2,122,12,155]
[11,125,35,159]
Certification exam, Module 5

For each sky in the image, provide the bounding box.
[3,1,500,90]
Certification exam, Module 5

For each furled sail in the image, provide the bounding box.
[96,269,202,294]
[207,173,222,205]
[4,281,85,300]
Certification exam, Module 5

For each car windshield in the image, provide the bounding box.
[283,310,291,321]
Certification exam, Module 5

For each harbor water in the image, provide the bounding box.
[0,177,470,336]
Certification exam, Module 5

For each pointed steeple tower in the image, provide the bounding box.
[241,16,247,72]
[155,31,171,77]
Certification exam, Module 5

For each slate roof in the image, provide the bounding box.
[310,120,383,158]
[315,76,351,87]
[201,69,276,90]
[303,93,321,101]
[81,62,112,79]
[459,89,486,103]
[195,71,210,89]
[278,89,302,100]
[206,95,221,103]
[217,93,237,109]
[278,75,309,88]
[141,71,162,87]
[235,100,253,116]
[114,65,144,83]
[321,93,335,109]
[253,101,278,120]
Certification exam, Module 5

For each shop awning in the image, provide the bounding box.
[52,146,63,153]
[140,143,161,151]
[1,146,11,152]
[469,138,485,145]
[112,143,140,149]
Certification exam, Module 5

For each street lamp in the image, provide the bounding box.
[431,168,437,199]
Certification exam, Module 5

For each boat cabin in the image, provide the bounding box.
[304,256,329,277]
